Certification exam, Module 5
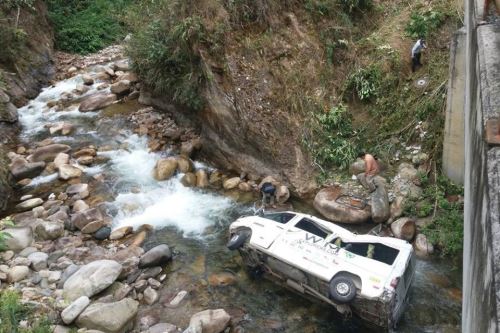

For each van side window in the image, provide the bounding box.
[295,218,329,238]
[264,212,295,224]
[330,239,400,265]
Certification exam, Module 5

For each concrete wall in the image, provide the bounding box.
[462,1,500,332]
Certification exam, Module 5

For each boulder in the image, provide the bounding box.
[195,170,209,188]
[82,74,94,85]
[79,93,117,112]
[209,171,223,188]
[75,298,138,333]
[181,173,197,187]
[180,138,201,157]
[117,72,138,83]
[2,227,32,251]
[30,144,71,163]
[349,160,366,175]
[276,185,290,204]
[0,102,18,123]
[153,158,177,181]
[223,177,240,190]
[313,187,371,224]
[54,153,70,169]
[139,244,172,268]
[110,226,133,240]
[371,179,390,223]
[114,60,130,72]
[35,221,64,240]
[15,198,43,211]
[390,196,405,219]
[63,260,122,301]
[27,252,48,271]
[8,266,30,282]
[414,233,434,256]
[58,165,82,180]
[176,156,193,173]
[390,217,416,241]
[77,155,94,165]
[9,158,45,180]
[238,182,252,192]
[110,80,131,95]
[185,309,231,333]
[71,208,104,231]
[143,286,158,305]
[61,296,90,325]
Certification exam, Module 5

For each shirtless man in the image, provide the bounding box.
[356,152,379,192]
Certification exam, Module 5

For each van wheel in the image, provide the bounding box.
[329,276,356,304]
[227,230,249,250]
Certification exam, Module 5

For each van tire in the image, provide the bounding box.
[227,230,249,250]
[329,276,356,304]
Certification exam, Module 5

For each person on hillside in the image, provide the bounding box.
[258,177,279,208]
[411,38,427,72]
[356,152,379,192]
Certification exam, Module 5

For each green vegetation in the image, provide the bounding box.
[0,290,51,333]
[344,65,382,101]
[47,0,131,54]
[0,4,29,67]
[0,216,14,251]
[404,175,464,256]
[405,9,445,38]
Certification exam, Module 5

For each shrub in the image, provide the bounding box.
[339,0,372,13]
[405,9,445,38]
[47,0,131,54]
[344,65,381,101]
[0,17,27,65]
[0,290,51,333]
[0,216,14,251]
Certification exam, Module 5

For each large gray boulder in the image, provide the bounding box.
[30,144,71,163]
[75,298,138,333]
[313,187,371,224]
[2,227,33,251]
[79,93,117,112]
[183,309,231,333]
[139,244,172,268]
[9,157,45,180]
[63,260,122,302]
[371,179,390,223]
[153,158,177,181]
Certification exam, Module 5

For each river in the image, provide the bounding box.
[13,65,462,332]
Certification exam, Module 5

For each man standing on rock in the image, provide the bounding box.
[258,176,279,208]
[356,152,379,192]
[411,38,427,72]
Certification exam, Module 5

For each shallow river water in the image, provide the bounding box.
[15,70,462,332]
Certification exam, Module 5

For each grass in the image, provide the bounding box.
[0,290,51,333]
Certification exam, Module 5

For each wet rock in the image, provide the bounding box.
[208,272,237,286]
[114,60,130,71]
[74,148,97,158]
[209,170,223,188]
[184,309,231,333]
[30,144,71,163]
[66,183,89,196]
[414,233,434,256]
[54,153,70,169]
[276,185,290,204]
[75,298,138,333]
[223,177,241,190]
[110,80,131,95]
[390,217,416,241]
[9,157,45,180]
[77,155,94,165]
[139,244,172,268]
[110,226,133,240]
[136,266,162,281]
[58,164,82,180]
[82,74,94,85]
[79,93,117,112]
[143,286,158,305]
[71,208,104,231]
[168,290,188,307]
[63,260,122,301]
[176,156,193,173]
[8,266,30,282]
[72,200,89,213]
[35,221,64,240]
[61,296,90,325]
[195,170,209,188]
[94,226,111,240]
[181,173,197,187]
[74,84,90,95]
[27,252,48,271]
[3,227,33,251]
[371,179,390,223]
[15,198,43,211]
[314,187,371,224]
[153,158,178,181]
[49,122,73,136]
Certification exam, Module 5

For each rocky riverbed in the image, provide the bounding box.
[0,48,462,333]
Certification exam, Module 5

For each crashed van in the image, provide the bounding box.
[227,211,415,329]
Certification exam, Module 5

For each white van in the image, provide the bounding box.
[227,211,416,329]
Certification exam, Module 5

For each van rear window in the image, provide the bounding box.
[295,218,329,238]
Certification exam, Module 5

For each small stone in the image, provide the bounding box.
[1,250,14,261]
[139,244,172,268]
[61,296,90,324]
[143,286,158,305]
[147,278,161,289]
[94,226,111,240]
[72,200,90,213]
[82,74,94,85]
[8,265,30,282]
[168,290,188,307]
[16,198,43,211]
[59,165,82,180]
[110,226,133,240]
[27,252,48,271]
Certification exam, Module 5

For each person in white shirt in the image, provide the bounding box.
[411,38,427,72]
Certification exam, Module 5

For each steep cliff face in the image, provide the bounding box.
[0,0,54,212]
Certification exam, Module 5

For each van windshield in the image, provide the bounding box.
[295,218,330,238]
[264,212,296,224]
[331,238,400,265]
